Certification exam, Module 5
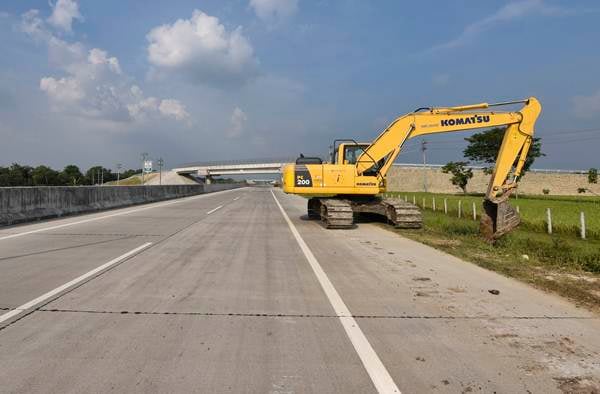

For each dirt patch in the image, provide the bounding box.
[554,376,600,394]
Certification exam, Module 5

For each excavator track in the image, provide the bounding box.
[320,199,354,228]
[307,197,421,229]
[381,198,423,228]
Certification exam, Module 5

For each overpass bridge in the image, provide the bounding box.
[173,158,295,183]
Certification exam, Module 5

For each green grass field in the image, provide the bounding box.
[386,191,600,239]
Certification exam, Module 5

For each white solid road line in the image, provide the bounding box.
[206,205,224,215]
[270,191,401,394]
[0,188,243,242]
[0,242,153,325]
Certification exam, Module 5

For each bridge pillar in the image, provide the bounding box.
[205,176,213,185]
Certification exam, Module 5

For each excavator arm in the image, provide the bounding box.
[356,97,542,239]
[357,98,541,199]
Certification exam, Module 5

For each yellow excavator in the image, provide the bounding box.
[282,97,541,240]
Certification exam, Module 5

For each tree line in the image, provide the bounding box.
[0,164,141,187]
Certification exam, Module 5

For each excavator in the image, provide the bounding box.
[281,97,541,241]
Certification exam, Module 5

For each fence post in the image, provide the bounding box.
[458,200,462,218]
[413,195,416,205]
[444,198,448,215]
[422,198,426,209]
[405,195,408,202]
[472,202,477,220]
[516,205,520,214]
[432,197,436,211]
[546,208,552,234]
[580,211,586,240]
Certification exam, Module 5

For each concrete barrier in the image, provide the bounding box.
[0,184,243,226]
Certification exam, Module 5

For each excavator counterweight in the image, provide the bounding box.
[282,97,541,241]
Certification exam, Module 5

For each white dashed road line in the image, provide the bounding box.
[0,242,153,325]
[206,205,224,215]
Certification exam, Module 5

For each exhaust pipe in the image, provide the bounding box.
[480,199,520,241]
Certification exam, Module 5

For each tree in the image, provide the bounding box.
[32,165,60,186]
[0,166,9,186]
[60,165,84,185]
[442,161,473,193]
[588,168,598,184]
[463,127,544,175]
[85,166,103,185]
[7,163,33,186]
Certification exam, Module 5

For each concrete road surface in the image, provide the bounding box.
[1,187,599,393]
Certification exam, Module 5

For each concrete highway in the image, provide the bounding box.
[1,187,599,393]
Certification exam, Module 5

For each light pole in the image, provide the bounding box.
[157,158,164,186]
[141,152,148,185]
[421,139,428,192]
[116,163,122,186]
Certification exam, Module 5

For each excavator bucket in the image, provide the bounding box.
[480,199,520,241]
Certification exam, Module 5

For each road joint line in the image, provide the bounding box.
[270,190,401,394]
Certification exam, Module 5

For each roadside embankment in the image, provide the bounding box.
[0,183,242,226]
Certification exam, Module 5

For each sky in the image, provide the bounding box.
[0,0,599,171]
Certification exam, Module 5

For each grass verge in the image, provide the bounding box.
[388,191,600,239]
[383,210,600,312]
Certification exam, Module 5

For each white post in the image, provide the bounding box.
[432,197,436,211]
[546,208,552,234]
[516,205,520,214]
[472,202,477,220]
[444,198,448,215]
[580,211,586,240]
[458,200,462,218]
[422,198,426,209]
[405,195,408,202]
[413,195,416,205]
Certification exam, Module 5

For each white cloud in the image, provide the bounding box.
[40,76,84,102]
[228,107,247,138]
[426,0,567,53]
[127,88,190,122]
[250,0,299,22]
[573,90,600,118]
[21,9,46,39]
[88,48,122,74]
[146,10,258,87]
[159,99,190,121]
[47,0,83,32]
[21,9,85,67]
[21,8,189,125]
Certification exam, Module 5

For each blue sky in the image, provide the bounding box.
[0,0,599,170]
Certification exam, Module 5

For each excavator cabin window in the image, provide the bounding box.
[343,145,366,165]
